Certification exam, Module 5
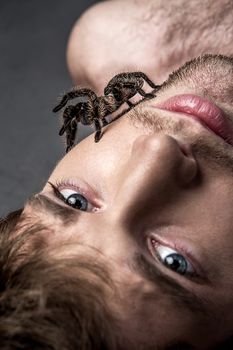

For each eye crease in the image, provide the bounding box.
[48,181,94,212]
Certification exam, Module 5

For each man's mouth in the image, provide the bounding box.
[154,94,233,146]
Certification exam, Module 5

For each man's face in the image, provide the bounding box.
[27,55,233,348]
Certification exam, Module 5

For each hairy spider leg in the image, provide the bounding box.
[66,118,78,153]
[104,76,133,96]
[151,87,162,94]
[132,72,160,89]
[108,95,155,124]
[104,72,159,94]
[127,100,134,107]
[102,117,109,126]
[136,87,155,99]
[121,82,157,104]
[53,88,98,113]
[124,72,161,97]
[94,118,103,143]
[59,105,78,136]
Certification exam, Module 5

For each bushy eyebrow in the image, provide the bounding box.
[132,253,212,317]
[28,196,211,317]
[27,193,79,225]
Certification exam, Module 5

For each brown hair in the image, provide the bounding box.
[0,209,118,350]
[1,209,233,350]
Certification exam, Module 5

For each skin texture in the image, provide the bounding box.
[25,55,233,349]
[67,0,233,93]
[28,2,233,347]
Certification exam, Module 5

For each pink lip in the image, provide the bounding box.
[155,94,233,146]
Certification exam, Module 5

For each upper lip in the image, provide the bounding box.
[154,94,233,146]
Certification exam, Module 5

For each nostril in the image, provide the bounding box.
[175,141,198,185]
[177,141,194,158]
[178,143,188,156]
[179,144,189,157]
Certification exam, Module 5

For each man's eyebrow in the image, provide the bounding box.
[28,196,211,317]
[132,253,212,316]
[27,193,78,224]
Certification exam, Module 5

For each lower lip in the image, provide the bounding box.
[155,94,233,146]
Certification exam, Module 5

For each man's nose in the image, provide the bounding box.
[110,134,198,225]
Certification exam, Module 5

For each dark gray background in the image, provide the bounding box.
[0,0,98,216]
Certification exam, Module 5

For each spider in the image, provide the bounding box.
[53,72,161,153]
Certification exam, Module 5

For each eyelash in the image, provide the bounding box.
[48,181,201,279]
[48,180,97,212]
[148,238,200,279]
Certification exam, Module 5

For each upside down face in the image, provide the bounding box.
[26,55,233,349]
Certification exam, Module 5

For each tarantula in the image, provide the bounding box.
[53,72,161,152]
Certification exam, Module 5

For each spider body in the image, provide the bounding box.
[53,72,160,152]
[104,72,158,104]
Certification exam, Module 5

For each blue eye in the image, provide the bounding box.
[49,182,95,212]
[154,244,195,276]
[60,189,88,211]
